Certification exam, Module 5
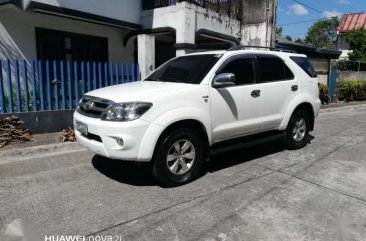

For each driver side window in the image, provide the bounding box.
[217,57,255,86]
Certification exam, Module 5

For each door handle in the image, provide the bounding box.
[291,85,299,92]
[251,90,261,98]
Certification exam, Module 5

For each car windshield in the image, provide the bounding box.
[145,54,222,84]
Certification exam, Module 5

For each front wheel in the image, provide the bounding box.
[150,129,204,187]
[284,110,310,150]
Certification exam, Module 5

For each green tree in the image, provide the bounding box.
[305,17,339,49]
[345,28,366,62]
[285,35,292,41]
[276,27,283,36]
[294,38,304,44]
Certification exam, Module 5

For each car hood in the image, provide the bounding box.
[86,81,192,102]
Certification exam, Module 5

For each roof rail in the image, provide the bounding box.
[227,45,271,51]
[227,45,297,54]
[272,48,297,53]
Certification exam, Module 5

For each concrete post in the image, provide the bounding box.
[138,34,155,80]
[240,0,277,47]
[175,3,196,57]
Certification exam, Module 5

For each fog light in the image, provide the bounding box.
[116,138,124,147]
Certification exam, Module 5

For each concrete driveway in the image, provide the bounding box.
[1,107,366,241]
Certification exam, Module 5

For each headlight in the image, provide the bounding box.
[102,102,152,121]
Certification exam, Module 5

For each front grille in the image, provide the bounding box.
[77,95,113,118]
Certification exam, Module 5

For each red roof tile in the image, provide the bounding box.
[337,13,366,33]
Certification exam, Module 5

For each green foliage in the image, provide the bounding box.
[276,27,283,36]
[337,80,366,101]
[3,91,36,113]
[319,83,329,94]
[285,35,292,41]
[319,83,329,104]
[305,17,339,49]
[345,28,366,62]
[294,38,304,44]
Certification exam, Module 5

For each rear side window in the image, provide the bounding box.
[257,55,294,83]
[218,57,255,85]
[290,56,317,78]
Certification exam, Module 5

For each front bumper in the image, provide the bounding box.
[74,111,157,161]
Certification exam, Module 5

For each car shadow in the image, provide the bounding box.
[206,134,314,172]
[205,140,285,173]
[92,155,156,186]
[91,135,315,186]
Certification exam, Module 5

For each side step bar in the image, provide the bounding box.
[210,132,285,156]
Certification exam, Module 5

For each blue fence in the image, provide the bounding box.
[0,59,140,113]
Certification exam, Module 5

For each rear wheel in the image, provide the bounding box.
[285,110,310,150]
[150,129,204,187]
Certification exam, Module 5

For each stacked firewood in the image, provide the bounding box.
[58,127,76,143]
[0,116,32,148]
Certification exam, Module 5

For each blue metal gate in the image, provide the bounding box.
[329,67,337,101]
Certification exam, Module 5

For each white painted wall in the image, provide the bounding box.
[338,71,366,81]
[241,23,268,46]
[0,7,135,62]
[142,1,272,48]
[339,50,352,60]
[142,1,242,44]
[25,0,142,25]
[318,75,328,85]
[139,1,271,77]
[138,34,155,79]
[0,6,135,91]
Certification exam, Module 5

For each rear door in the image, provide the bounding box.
[210,54,262,141]
[255,54,299,131]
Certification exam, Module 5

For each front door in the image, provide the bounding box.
[210,55,262,142]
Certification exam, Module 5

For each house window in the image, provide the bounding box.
[36,28,108,62]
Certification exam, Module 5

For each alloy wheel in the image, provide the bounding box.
[166,140,196,175]
[292,118,307,142]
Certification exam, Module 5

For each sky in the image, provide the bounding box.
[277,0,366,39]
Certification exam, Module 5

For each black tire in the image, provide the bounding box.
[284,110,310,150]
[150,128,204,187]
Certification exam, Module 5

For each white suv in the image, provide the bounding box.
[74,48,321,186]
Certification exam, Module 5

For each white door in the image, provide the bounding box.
[255,54,299,131]
[210,55,262,142]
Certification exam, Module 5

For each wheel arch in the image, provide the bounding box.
[138,107,212,162]
[156,119,209,151]
[293,103,315,131]
[281,98,315,131]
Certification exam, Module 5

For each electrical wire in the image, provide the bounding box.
[277,18,328,27]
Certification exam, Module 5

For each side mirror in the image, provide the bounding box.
[212,73,236,88]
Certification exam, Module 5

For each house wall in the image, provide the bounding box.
[0,6,135,63]
[317,75,328,85]
[140,1,243,77]
[241,0,276,47]
[26,0,142,25]
[337,71,366,81]
[308,57,330,85]
[0,5,135,90]
[141,0,275,46]
[141,1,242,44]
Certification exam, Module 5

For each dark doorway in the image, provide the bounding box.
[155,34,176,68]
[35,28,108,62]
